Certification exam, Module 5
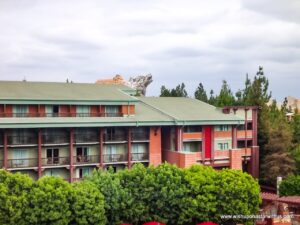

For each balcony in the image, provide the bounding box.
[237,130,253,139]
[103,154,128,163]
[131,132,149,141]
[7,158,38,168]
[0,160,3,168]
[73,155,99,165]
[103,134,127,142]
[74,133,98,143]
[131,153,148,161]
[42,157,70,166]
[42,135,69,145]
[0,112,124,118]
[182,132,202,140]
[8,135,37,146]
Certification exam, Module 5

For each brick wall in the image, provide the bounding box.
[149,127,161,166]
[229,149,242,170]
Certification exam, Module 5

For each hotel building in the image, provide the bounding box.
[0,81,259,182]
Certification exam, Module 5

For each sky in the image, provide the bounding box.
[0,0,299,100]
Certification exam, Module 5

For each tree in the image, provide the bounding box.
[215,80,235,107]
[71,181,106,225]
[184,165,218,224]
[194,83,208,102]
[208,89,216,105]
[160,83,188,97]
[279,175,300,196]
[260,117,295,184]
[0,170,33,225]
[215,169,261,225]
[88,168,130,225]
[25,176,73,225]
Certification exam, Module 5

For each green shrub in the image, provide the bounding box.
[279,175,300,196]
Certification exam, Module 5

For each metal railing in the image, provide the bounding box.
[103,154,128,163]
[74,133,98,143]
[7,158,38,168]
[131,132,149,141]
[131,153,148,161]
[73,155,99,164]
[42,157,70,166]
[7,135,37,145]
[42,135,69,144]
[0,112,124,118]
[103,133,127,142]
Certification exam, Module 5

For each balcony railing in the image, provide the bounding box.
[8,135,37,145]
[42,135,69,145]
[0,160,3,168]
[0,112,124,118]
[131,132,149,141]
[131,153,148,161]
[73,155,99,164]
[74,133,98,143]
[7,158,38,168]
[42,157,70,166]
[103,154,128,163]
[103,134,127,142]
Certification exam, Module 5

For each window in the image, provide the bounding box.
[13,105,28,117]
[76,106,90,117]
[46,105,59,117]
[217,142,229,150]
[183,126,202,133]
[132,144,148,160]
[45,169,60,177]
[183,142,202,152]
[12,149,29,167]
[105,106,120,117]
[46,148,59,164]
[76,147,90,162]
[79,167,90,178]
[215,125,230,131]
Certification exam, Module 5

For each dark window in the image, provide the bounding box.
[183,126,202,133]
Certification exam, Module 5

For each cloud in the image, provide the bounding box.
[0,0,299,100]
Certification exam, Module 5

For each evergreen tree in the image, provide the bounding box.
[160,83,188,97]
[215,80,235,107]
[194,83,208,102]
[208,89,216,105]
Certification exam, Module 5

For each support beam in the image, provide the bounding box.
[127,127,132,169]
[3,130,7,169]
[38,129,42,178]
[232,125,237,149]
[69,128,74,182]
[99,128,104,168]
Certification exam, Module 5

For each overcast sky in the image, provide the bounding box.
[0,0,299,100]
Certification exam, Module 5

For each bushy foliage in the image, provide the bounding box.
[0,170,33,225]
[71,181,106,225]
[1,164,261,225]
[25,176,73,225]
[279,175,300,196]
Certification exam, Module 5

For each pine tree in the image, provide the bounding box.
[215,80,235,107]
[194,83,208,102]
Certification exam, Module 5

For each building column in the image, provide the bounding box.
[252,108,258,146]
[211,127,215,164]
[175,126,183,152]
[3,130,7,169]
[245,109,248,149]
[99,128,104,168]
[232,125,237,149]
[250,146,259,178]
[38,129,42,178]
[127,127,132,169]
[201,127,206,164]
[69,128,74,182]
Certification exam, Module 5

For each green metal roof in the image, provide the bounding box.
[138,97,243,123]
[0,81,137,103]
[0,99,244,128]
